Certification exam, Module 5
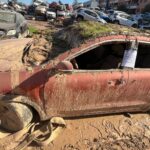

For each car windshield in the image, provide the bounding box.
[0,12,15,23]
[47,8,55,12]
[126,15,133,20]
[98,11,105,16]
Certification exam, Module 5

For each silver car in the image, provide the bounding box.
[0,10,28,38]
[76,8,106,23]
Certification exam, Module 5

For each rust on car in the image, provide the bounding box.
[1,22,150,121]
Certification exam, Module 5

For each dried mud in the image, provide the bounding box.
[26,113,150,150]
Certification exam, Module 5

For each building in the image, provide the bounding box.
[99,0,150,12]
[137,0,150,12]
[84,0,99,9]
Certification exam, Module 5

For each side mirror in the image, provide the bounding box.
[55,61,73,70]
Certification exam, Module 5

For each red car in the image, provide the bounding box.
[0,26,150,132]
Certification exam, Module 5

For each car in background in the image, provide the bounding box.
[109,10,127,21]
[35,5,47,16]
[57,10,66,17]
[96,11,111,22]
[0,10,28,38]
[46,8,56,20]
[112,13,138,28]
[76,8,106,23]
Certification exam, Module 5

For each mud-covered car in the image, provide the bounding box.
[0,21,150,132]
[0,10,28,38]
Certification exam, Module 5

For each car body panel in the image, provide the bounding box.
[0,30,150,120]
[44,69,149,117]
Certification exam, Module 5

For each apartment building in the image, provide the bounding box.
[99,0,150,12]
[138,0,150,12]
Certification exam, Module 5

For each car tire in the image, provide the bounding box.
[0,102,33,132]
[24,30,29,38]
[17,33,23,38]
[76,16,83,22]
[114,20,119,24]
[132,24,138,28]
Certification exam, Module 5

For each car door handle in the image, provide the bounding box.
[108,79,126,87]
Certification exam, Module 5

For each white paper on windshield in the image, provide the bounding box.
[121,49,137,68]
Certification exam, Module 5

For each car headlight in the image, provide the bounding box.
[7,30,16,36]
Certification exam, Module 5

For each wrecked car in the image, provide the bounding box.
[0,10,29,38]
[0,21,150,132]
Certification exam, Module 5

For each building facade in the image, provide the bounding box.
[99,0,150,12]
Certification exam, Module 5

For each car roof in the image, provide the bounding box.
[0,9,17,14]
[114,11,127,14]
[80,8,95,12]
[118,13,130,16]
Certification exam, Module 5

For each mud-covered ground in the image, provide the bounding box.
[26,113,150,150]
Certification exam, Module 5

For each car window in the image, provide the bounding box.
[120,14,132,20]
[135,44,150,68]
[47,8,55,12]
[0,12,15,23]
[84,10,97,18]
[70,43,126,70]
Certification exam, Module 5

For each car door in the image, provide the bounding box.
[127,44,150,112]
[84,10,97,21]
[118,14,128,26]
[44,47,135,117]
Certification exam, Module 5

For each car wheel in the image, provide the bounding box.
[17,33,23,38]
[76,16,83,22]
[24,30,29,37]
[114,20,119,24]
[132,24,138,28]
[0,102,33,132]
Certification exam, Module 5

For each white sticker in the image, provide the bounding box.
[121,49,137,68]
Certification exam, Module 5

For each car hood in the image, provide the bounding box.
[0,22,16,31]
[47,11,56,15]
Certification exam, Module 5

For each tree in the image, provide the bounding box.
[142,3,150,13]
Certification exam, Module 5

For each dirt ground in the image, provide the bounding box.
[28,20,50,30]
[26,113,150,150]
[1,20,150,150]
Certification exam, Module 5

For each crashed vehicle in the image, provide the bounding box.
[0,10,28,38]
[35,5,47,20]
[0,21,150,132]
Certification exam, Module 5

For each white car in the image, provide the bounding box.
[46,8,56,20]
[57,10,66,17]
[112,13,138,28]
[76,8,106,23]
[109,11,127,21]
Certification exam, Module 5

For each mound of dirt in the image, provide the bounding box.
[22,21,150,67]
[54,21,150,49]
[22,35,52,66]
